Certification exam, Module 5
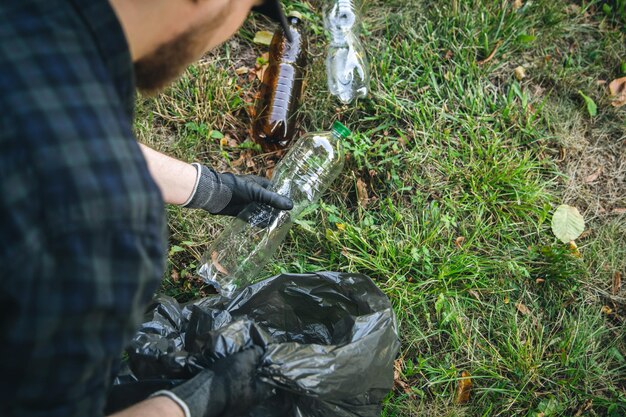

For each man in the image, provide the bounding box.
[0,1,293,416]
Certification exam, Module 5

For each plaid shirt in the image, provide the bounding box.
[0,0,167,416]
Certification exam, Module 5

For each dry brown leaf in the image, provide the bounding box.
[227,137,238,147]
[536,278,545,284]
[584,168,602,183]
[245,156,257,169]
[255,64,269,82]
[393,359,413,395]
[513,0,523,10]
[235,66,249,75]
[170,269,180,283]
[232,154,246,168]
[211,251,230,275]
[454,371,472,404]
[608,77,626,107]
[613,271,622,296]
[444,50,454,60]
[574,399,593,417]
[514,66,526,80]
[515,302,531,315]
[356,178,369,208]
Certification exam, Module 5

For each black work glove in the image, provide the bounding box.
[183,163,293,217]
[152,347,272,417]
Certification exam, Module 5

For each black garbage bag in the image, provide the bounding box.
[107,272,400,417]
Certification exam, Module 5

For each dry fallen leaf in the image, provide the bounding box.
[455,236,466,248]
[356,178,370,208]
[252,30,274,46]
[393,359,413,395]
[232,154,246,168]
[235,66,249,75]
[613,271,622,296]
[536,278,545,284]
[454,371,472,404]
[211,251,230,275]
[255,64,269,82]
[513,0,524,10]
[551,205,585,244]
[170,269,180,283]
[515,302,531,315]
[584,168,602,183]
[601,305,613,315]
[468,289,481,301]
[514,66,526,80]
[608,76,626,107]
[574,399,593,417]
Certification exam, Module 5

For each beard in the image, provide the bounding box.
[133,26,203,96]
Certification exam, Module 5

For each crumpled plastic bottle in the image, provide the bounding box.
[324,0,369,104]
[198,122,351,297]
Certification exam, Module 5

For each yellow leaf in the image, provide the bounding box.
[253,30,274,46]
[551,205,585,243]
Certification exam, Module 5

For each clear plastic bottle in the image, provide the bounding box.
[253,12,308,152]
[198,121,351,297]
[324,0,369,104]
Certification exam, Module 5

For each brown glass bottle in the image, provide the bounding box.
[253,12,308,152]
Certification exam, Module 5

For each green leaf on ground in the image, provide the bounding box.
[209,130,224,139]
[578,90,597,116]
[551,205,585,243]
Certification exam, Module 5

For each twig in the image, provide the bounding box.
[477,40,503,65]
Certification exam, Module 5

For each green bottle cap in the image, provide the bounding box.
[331,121,351,139]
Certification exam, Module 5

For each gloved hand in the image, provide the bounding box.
[152,347,272,417]
[183,163,293,217]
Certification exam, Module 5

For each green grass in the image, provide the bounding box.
[136,0,626,415]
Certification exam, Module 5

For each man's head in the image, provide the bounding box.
[109,0,288,95]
